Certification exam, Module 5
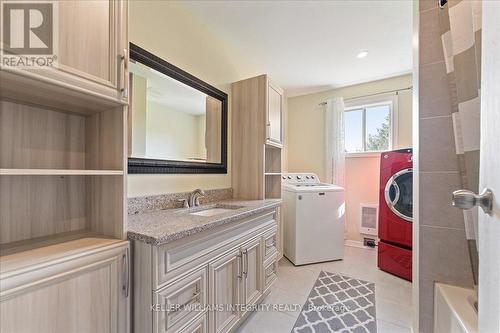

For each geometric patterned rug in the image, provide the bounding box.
[291,271,377,333]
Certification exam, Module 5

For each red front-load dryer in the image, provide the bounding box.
[378,148,413,281]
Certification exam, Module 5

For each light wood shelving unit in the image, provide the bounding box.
[0,1,129,331]
[231,74,284,258]
[0,96,129,331]
[231,74,284,200]
[0,97,127,253]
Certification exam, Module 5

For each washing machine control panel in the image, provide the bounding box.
[282,173,319,185]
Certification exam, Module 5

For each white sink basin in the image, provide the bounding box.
[190,207,238,217]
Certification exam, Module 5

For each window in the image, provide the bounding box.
[344,97,397,154]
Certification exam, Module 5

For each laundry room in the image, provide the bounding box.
[4,0,494,332]
[286,74,413,251]
[280,73,414,331]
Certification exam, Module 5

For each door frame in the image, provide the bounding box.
[411,1,420,332]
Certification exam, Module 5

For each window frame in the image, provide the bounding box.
[343,94,398,157]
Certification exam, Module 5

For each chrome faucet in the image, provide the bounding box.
[188,189,205,207]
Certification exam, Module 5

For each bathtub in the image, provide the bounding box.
[434,283,478,333]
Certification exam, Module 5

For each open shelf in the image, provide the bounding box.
[0,231,124,275]
[264,145,282,199]
[0,99,124,171]
[0,96,126,258]
[0,169,123,176]
[0,174,125,246]
[265,177,282,199]
[265,145,282,175]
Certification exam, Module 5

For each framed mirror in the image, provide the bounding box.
[127,43,227,174]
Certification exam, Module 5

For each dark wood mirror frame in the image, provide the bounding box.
[127,43,228,174]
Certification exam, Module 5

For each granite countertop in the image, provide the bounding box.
[127,199,282,246]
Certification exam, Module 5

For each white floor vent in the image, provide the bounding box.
[360,204,378,235]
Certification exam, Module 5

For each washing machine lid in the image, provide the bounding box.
[282,183,344,193]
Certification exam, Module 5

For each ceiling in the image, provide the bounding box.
[130,61,207,115]
[184,1,413,97]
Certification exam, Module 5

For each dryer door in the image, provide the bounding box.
[384,168,413,222]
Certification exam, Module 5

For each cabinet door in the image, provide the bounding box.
[241,237,263,312]
[209,248,242,333]
[266,83,283,146]
[26,0,128,102]
[0,246,129,333]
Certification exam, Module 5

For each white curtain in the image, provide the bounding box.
[324,97,345,186]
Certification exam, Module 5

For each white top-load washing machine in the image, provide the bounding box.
[282,173,345,265]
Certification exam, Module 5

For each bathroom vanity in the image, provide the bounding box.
[128,199,281,333]
[125,41,284,333]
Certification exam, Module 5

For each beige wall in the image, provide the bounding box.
[196,115,207,160]
[131,75,147,157]
[129,1,260,197]
[287,74,412,242]
[145,102,203,161]
[343,156,381,242]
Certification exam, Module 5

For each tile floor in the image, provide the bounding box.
[236,246,413,333]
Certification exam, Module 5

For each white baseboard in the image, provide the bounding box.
[344,239,377,250]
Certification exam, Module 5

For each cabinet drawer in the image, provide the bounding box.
[263,256,278,291]
[179,312,208,333]
[263,227,278,261]
[154,267,207,333]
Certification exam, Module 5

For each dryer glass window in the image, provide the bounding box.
[385,169,413,221]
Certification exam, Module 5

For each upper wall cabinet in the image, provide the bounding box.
[55,0,129,99]
[0,0,128,113]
